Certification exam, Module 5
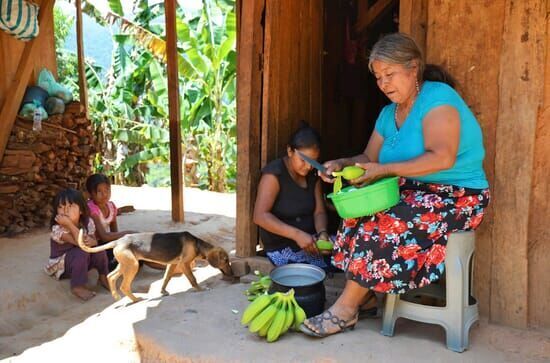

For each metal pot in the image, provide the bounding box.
[269,263,326,318]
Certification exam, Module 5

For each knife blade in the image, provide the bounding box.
[297,150,328,175]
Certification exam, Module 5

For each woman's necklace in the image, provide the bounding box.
[390,85,420,147]
[394,96,416,124]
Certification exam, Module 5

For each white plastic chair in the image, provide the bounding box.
[380,231,478,352]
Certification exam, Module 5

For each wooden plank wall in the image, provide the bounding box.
[423,0,505,321]
[261,0,323,165]
[491,0,546,329]
[0,0,57,113]
[528,0,550,329]
[409,0,548,329]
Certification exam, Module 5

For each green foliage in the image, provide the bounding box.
[54,0,237,191]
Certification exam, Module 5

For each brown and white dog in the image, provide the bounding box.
[77,230,233,302]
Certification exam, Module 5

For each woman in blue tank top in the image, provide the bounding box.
[301,33,490,338]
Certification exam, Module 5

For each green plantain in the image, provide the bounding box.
[249,299,281,333]
[241,293,274,325]
[266,297,288,342]
[282,291,295,334]
[292,299,307,330]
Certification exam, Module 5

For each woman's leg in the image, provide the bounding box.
[304,279,370,334]
[64,248,95,300]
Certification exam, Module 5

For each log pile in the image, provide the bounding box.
[0,102,95,235]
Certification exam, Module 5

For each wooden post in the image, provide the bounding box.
[75,0,89,118]
[236,0,264,257]
[164,0,184,222]
[0,0,55,163]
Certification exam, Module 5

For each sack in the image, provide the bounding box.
[38,68,73,104]
[45,96,65,115]
[19,101,47,121]
[0,0,40,41]
[21,85,48,106]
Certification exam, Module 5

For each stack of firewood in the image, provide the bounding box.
[0,102,95,235]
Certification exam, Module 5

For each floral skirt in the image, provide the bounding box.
[331,178,490,294]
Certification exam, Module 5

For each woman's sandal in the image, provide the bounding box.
[299,310,358,338]
[358,293,380,319]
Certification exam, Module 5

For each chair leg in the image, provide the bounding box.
[381,294,398,337]
[445,326,466,353]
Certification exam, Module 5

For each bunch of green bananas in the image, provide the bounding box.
[244,271,272,301]
[241,289,306,342]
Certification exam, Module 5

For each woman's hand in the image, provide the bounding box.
[350,162,391,186]
[55,214,74,228]
[319,160,343,183]
[317,231,331,242]
[295,230,319,255]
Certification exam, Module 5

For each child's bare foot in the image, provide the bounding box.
[72,286,96,301]
[98,274,110,291]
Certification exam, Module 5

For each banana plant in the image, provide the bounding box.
[58,0,236,190]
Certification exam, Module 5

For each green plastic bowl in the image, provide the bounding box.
[327,177,400,219]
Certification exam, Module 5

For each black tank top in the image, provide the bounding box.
[258,158,318,252]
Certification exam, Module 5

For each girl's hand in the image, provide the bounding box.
[295,231,319,255]
[319,160,343,183]
[350,162,390,186]
[55,214,73,228]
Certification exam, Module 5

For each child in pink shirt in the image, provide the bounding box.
[85,174,134,270]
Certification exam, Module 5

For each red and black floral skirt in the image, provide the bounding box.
[332,178,490,294]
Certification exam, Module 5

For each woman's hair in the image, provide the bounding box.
[368,32,456,88]
[288,121,321,151]
[50,188,90,231]
[85,173,111,195]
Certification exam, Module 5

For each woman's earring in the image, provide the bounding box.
[415,79,420,93]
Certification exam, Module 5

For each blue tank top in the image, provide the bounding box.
[375,81,489,189]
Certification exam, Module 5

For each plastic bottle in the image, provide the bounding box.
[32,108,42,131]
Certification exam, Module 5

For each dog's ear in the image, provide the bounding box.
[206,248,224,267]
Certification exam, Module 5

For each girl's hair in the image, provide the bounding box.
[368,32,456,88]
[288,121,321,151]
[50,188,90,231]
[85,173,111,194]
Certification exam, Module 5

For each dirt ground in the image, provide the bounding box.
[0,186,236,361]
[1,186,549,362]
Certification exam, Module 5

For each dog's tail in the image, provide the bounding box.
[77,229,118,253]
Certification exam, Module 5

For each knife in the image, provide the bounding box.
[297,150,329,175]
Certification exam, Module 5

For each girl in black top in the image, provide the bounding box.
[253,123,330,267]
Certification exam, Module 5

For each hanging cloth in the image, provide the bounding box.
[0,0,40,41]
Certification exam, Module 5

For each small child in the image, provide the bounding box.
[44,188,109,301]
[85,173,134,270]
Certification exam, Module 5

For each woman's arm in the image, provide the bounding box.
[353,105,460,184]
[313,180,328,238]
[253,174,317,254]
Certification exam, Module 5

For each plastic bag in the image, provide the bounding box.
[38,69,73,104]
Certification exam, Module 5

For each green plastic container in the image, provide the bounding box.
[327,177,400,219]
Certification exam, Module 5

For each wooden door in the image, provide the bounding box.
[260,0,324,166]
[236,0,324,257]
